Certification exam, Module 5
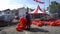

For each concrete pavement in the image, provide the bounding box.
[0,25,60,34]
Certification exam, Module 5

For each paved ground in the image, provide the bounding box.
[0,25,60,34]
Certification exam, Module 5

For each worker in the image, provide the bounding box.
[26,12,31,30]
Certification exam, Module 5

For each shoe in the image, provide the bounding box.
[25,28,30,31]
[27,28,30,31]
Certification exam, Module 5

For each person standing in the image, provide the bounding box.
[26,12,31,30]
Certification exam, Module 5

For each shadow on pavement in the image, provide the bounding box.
[16,30,23,32]
[29,28,49,32]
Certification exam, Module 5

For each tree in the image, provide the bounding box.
[47,1,60,14]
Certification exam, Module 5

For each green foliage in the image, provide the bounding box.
[47,1,60,14]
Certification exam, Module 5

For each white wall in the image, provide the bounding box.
[18,8,27,17]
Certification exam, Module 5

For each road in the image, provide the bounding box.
[0,25,60,34]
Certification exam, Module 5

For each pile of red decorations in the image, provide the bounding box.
[31,20,44,27]
[16,17,27,31]
[16,18,60,31]
[31,19,60,26]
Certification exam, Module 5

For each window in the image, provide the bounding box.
[4,11,10,14]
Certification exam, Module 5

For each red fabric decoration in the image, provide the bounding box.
[34,0,44,4]
[16,17,27,31]
[38,1,44,4]
[34,0,38,2]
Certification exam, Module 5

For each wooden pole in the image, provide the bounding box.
[27,7,29,12]
[49,0,50,12]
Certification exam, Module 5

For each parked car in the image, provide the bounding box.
[0,14,14,26]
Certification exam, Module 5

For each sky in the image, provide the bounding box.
[0,0,60,10]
